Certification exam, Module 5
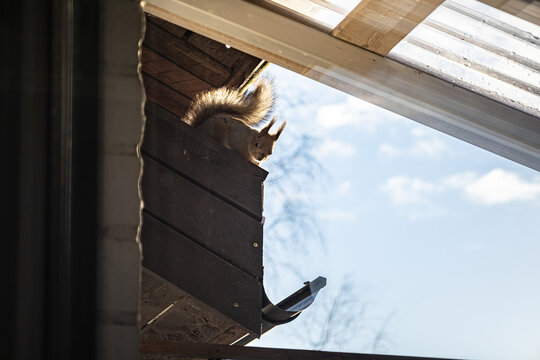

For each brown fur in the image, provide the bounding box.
[182,81,287,165]
[184,80,275,127]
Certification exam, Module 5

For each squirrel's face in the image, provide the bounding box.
[250,119,287,164]
[249,133,275,163]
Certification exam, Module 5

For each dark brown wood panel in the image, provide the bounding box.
[141,341,464,360]
[144,21,230,87]
[187,33,244,68]
[142,47,212,99]
[142,156,263,279]
[147,14,187,39]
[143,101,267,220]
[225,55,265,87]
[143,75,192,117]
[140,15,268,346]
[141,214,262,336]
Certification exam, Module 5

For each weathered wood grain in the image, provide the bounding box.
[140,15,269,348]
[140,267,187,326]
[142,298,236,343]
[143,74,192,117]
[187,32,243,68]
[331,0,444,55]
[147,13,188,39]
[141,269,237,343]
[479,0,540,26]
[225,55,265,88]
[208,325,248,345]
[144,20,230,87]
[141,214,262,336]
[141,268,250,354]
[141,156,263,279]
[142,47,212,99]
[143,101,267,220]
[140,340,460,360]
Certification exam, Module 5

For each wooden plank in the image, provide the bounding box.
[141,271,239,344]
[225,55,265,88]
[140,267,187,326]
[143,74,191,117]
[142,299,236,343]
[141,268,250,345]
[141,214,262,336]
[142,156,263,279]
[480,0,540,26]
[144,20,230,87]
[142,47,212,98]
[143,0,540,171]
[479,0,511,7]
[208,325,249,345]
[187,32,244,67]
[143,101,267,220]
[331,0,444,56]
[516,1,540,26]
[247,0,339,32]
[147,13,188,39]
[479,0,540,26]
[140,341,466,360]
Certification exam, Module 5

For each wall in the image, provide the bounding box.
[97,0,144,359]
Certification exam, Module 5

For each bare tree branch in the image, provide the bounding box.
[259,74,393,353]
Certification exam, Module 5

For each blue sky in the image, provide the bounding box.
[251,65,540,360]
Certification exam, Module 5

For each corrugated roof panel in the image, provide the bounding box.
[262,0,539,116]
[389,0,540,117]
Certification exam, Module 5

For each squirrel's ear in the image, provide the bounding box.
[273,121,287,140]
[260,117,276,134]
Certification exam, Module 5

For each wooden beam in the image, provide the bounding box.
[479,0,512,7]
[143,0,540,171]
[479,0,540,26]
[331,0,444,55]
[140,340,465,359]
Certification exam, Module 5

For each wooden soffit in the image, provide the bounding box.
[331,0,445,56]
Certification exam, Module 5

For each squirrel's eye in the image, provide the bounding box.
[255,142,260,147]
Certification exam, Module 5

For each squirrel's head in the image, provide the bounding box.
[249,117,287,164]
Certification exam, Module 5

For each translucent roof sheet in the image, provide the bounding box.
[388,0,540,117]
[265,0,540,117]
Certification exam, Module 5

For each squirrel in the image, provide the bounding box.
[183,80,287,165]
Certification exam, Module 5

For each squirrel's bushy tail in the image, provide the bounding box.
[183,80,275,127]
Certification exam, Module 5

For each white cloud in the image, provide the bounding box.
[316,139,355,158]
[379,176,447,219]
[380,176,441,205]
[316,96,399,131]
[380,169,540,214]
[462,169,540,205]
